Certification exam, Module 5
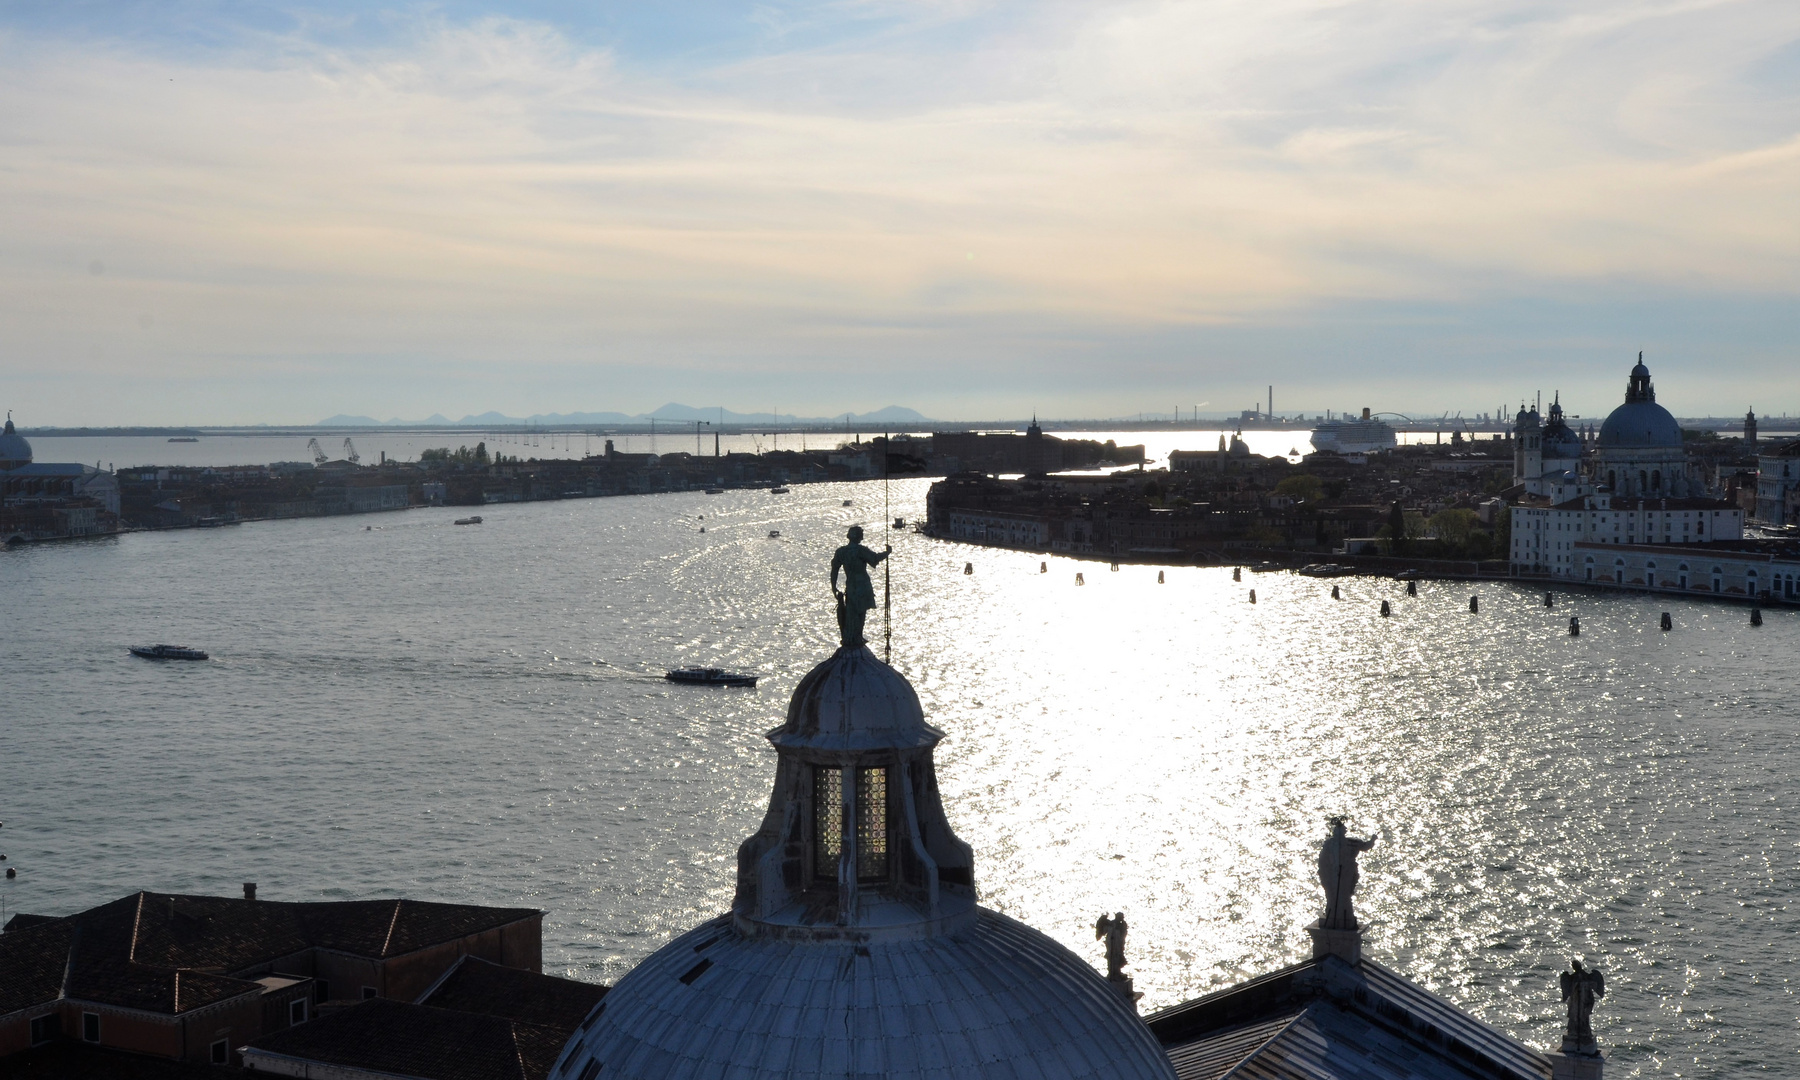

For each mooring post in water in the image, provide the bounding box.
[1040,562,1047,573]
[1233,566,1242,582]
[1331,585,1340,600]
[1249,588,1257,604]
[1076,572,1085,586]
[1545,592,1554,609]
[1661,612,1672,631]
[1407,579,1417,597]
[1157,570,1165,584]
[1752,608,1763,626]
[1469,595,1479,613]
[964,562,973,575]
[1380,600,1391,617]
[1570,616,1580,636]
[1111,562,1119,572]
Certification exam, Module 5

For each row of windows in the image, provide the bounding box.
[814,767,892,883]
[30,995,315,1059]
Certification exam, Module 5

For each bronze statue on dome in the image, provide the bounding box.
[831,526,889,647]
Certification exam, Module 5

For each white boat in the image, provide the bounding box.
[1309,415,1396,454]
[454,516,483,525]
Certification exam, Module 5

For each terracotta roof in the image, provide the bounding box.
[1148,955,1552,1080]
[244,998,567,1080]
[0,919,74,1017]
[419,956,607,1033]
[0,1041,226,1078]
[0,891,541,1019]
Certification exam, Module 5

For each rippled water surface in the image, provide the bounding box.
[4,481,1797,1076]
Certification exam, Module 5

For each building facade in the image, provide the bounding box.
[1755,441,1800,526]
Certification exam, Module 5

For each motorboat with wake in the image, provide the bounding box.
[130,644,209,661]
[665,667,758,687]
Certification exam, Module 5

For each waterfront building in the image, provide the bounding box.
[0,887,541,1067]
[1755,440,1800,526]
[1508,359,1755,585]
[0,413,121,540]
[1509,494,1744,576]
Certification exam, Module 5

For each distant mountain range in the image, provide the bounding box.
[315,404,930,428]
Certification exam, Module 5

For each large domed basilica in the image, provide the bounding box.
[551,636,1177,1079]
[1592,356,1696,496]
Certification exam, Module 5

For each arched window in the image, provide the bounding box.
[1608,470,1617,490]
[1651,470,1661,490]
[1614,557,1625,585]
[1639,470,1649,492]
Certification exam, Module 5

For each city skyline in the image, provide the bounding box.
[2,1,1797,424]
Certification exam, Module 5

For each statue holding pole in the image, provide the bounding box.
[831,526,890,648]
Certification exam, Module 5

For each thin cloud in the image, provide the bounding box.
[0,1,1796,422]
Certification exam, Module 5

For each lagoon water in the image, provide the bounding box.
[3,479,1797,1076]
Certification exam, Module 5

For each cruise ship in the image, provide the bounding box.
[1309,409,1397,454]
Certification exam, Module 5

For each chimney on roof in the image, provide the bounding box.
[243,882,257,901]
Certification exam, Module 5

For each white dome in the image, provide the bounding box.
[556,911,1177,1080]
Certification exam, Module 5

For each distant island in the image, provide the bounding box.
[314,404,933,428]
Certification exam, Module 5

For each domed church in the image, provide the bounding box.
[1593,355,1696,497]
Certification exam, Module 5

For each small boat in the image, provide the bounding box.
[705,488,725,495]
[454,516,483,525]
[1299,563,1353,578]
[665,667,758,687]
[1249,562,1282,573]
[166,436,199,443]
[842,500,854,506]
[130,644,209,661]
[1392,569,1423,581]
[893,517,905,528]
[770,486,790,494]
[768,530,780,539]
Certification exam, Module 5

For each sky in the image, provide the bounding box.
[1,0,1797,425]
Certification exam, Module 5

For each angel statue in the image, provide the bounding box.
[1560,959,1605,1053]
[1095,912,1129,981]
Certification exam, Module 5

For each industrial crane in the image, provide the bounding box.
[307,437,328,464]
[343,438,360,465]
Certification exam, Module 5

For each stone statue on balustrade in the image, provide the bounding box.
[1560,960,1605,1055]
[1307,818,1377,963]
[1319,818,1377,931]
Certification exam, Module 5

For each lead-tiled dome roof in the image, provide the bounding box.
[554,911,1177,1080]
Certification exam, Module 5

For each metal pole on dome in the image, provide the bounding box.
[883,429,892,663]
